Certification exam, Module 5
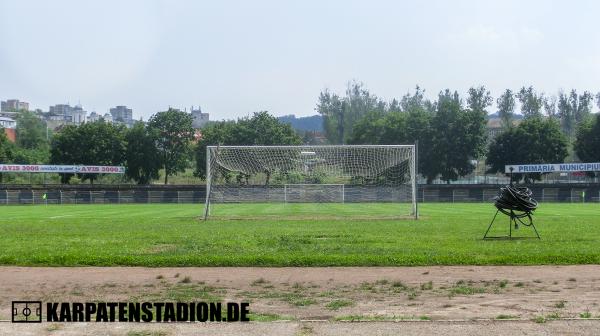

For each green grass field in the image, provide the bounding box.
[0,203,598,266]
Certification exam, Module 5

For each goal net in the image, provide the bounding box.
[204,145,417,219]
[284,184,345,203]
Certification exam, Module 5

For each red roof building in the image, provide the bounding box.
[0,116,16,142]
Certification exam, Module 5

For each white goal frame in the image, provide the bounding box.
[203,145,417,220]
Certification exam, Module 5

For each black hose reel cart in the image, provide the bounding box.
[483,184,540,239]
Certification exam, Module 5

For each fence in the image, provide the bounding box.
[1,184,599,205]
[0,190,205,205]
[419,185,600,203]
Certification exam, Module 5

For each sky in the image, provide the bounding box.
[1,0,599,121]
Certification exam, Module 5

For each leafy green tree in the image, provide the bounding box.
[349,108,434,183]
[467,86,493,113]
[398,88,435,181]
[148,108,195,184]
[516,86,544,119]
[50,121,126,184]
[347,110,387,145]
[573,91,594,125]
[15,111,48,150]
[388,98,401,113]
[0,127,13,160]
[221,111,301,185]
[543,95,558,120]
[465,85,493,161]
[425,90,487,183]
[316,90,344,144]
[487,117,568,183]
[77,122,126,184]
[348,86,434,144]
[558,90,594,138]
[243,111,301,145]
[349,88,485,184]
[348,87,436,182]
[465,84,492,163]
[11,147,49,164]
[194,111,301,181]
[124,122,161,184]
[400,86,435,112]
[194,120,237,180]
[497,89,515,129]
[574,114,600,174]
[0,111,51,167]
[316,81,382,144]
[557,91,573,137]
[50,125,78,183]
[349,107,432,146]
[0,127,15,183]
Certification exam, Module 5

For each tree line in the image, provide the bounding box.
[0,111,51,183]
[317,82,600,183]
[0,108,195,184]
[0,109,300,184]
[1,83,600,185]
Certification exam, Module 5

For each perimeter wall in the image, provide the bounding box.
[0,183,599,204]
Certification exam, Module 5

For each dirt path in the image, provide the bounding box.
[2,320,600,336]
[1,266,600,335]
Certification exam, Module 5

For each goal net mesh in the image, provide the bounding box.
[284,184,344,203]
[204,145,416,219]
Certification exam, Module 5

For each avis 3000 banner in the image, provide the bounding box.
[0,164,125,174]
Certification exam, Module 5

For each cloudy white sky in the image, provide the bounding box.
[0,0,599,120]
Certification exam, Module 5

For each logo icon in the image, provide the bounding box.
[12,301,42,323]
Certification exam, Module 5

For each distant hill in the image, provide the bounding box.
[279,113,525,132]
[278,114,323,132]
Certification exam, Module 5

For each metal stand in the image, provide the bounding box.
[483,209,540,240]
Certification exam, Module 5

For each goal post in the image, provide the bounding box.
[203,145,417,220]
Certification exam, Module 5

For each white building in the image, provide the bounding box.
[1,99,28,111]
[0,116,17,142]
[68,105,87,125]
[103,113,113,123]
[87,111,114,123]
[88,111,99,122]
[0,116,16,129]
[71,108,87,125]
[47,104,87,124]
[109,105,133,127]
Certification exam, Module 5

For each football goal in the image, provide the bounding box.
[203,145,417,220]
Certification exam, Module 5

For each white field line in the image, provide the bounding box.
[48,214,74,219]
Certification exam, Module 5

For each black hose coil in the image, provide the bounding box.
[494,185,538,220]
